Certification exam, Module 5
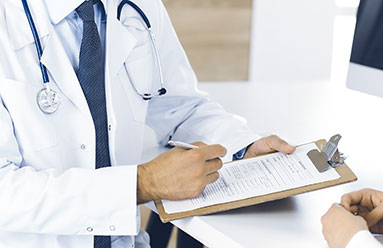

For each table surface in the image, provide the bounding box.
[142,81,383,248]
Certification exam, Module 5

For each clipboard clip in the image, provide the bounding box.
[307,134,347,173]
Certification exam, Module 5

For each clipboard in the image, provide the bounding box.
[155,139,357,223]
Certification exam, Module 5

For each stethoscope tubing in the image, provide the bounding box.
[117,0,167,100]
[117,0,151,28]
[21,0,50,84]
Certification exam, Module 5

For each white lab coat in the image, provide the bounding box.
[0,0,259,247]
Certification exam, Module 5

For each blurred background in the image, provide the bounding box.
[163,0,252,81]
[163,0,358,83]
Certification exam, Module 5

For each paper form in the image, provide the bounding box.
[161,143,340,214]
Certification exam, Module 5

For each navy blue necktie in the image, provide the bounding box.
[76,1,111,248]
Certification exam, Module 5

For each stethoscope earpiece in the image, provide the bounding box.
[142,87,167,100]
[142,88,167,101]
[158,88,167,96]
[142,93,152,101]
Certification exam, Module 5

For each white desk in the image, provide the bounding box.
[142,81,383,248]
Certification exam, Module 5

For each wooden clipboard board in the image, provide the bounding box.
[155,139,357,223]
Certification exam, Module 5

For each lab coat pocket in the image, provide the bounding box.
[126,42,150,63]
[118,44,153,122]
[0,79,57,152]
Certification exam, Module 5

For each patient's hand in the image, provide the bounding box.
[321,203,368,248]
[341,188,383,234]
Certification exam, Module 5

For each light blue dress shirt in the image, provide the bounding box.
[52,2,106,72]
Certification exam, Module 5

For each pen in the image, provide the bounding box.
[168,140,199,150]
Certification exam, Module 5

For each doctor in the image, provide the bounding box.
[0,0,295,247]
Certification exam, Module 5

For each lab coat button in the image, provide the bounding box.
[109,225,116,231]
[81,144,86,150]
[108,125,112,131]
[87,227,93,232]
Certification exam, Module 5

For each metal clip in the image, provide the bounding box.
[322,134,346,168]
[307,134,347,172]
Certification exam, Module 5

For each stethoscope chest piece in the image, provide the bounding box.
[37,87,61,114]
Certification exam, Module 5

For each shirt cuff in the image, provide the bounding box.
[220,132,261,163]
[346,230,383,248]
[232,143,253,160]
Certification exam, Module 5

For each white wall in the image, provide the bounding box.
[249,0,336,82]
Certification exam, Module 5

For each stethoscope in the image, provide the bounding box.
[117,0,167,101]
[21,0,167,115]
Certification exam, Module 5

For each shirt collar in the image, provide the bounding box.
[43,0,85,24]
[43,0,107,25]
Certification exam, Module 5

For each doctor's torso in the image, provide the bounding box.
[0,0,158,171]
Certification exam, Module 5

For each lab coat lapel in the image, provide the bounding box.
[40,28,90,115]
[4,0,50,51]
[106,0,137,81]
[5,0,90,115]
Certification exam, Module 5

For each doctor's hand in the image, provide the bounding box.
[137,142,226,204]
[244,135,296,159]
[341,189,383,234]
[321,203,369,248]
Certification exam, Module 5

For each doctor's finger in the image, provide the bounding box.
[265,135,296,154]
[205,172,220,185]
[204,158,223,175]
[199,144,227,160]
